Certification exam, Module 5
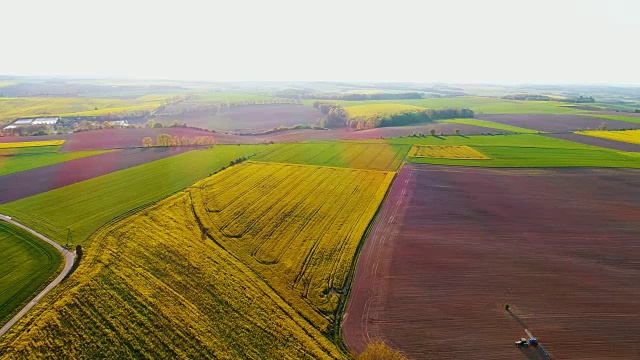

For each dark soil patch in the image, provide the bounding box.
[157,104,323,131]
[478,114,640,132]
[344,164,640,359]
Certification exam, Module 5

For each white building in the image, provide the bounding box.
[31,117,59,125]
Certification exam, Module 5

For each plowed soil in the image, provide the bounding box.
[478,114,640,132]
[343,164,640,359]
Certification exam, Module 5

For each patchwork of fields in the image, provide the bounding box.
[254,141,409,171]
[0,161,395,358]
[0,145,267,244]
[343,164,640,359]
[3,91,640,359]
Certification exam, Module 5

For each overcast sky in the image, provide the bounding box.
[2,0,638,84]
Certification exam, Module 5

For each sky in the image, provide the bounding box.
[2,0,639,85]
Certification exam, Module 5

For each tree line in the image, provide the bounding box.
[312,101,473,129]
[143,134,216,147]
[501,94,595,103]
[278,90,424,101]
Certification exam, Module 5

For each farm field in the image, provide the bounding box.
[156,104,322,131]
[0,221,62,325]
[345,103,427,117]
[544,133,640,152]
[0,128,226,151]
[0,140,65,149]
[477,114,640,132]
[391,134,640,167]
[343,164,640,359]
[0,161,395,358]
[439,118,540,133]
[408,145,490,159]
[583,112,640,124]
[0,145,267,245]
[0,192,343,359]
[253,141,409,171]
[0,148,110,177]
[308,96,584,114]
[576,129,640,144]
[191,161,394,331]
[0,147,194,203]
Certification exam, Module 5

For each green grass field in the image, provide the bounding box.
[0,149,111,176]
[304,96,583,115]
[345,103,427,117]
[254,141,410,171]
[0,145,268,245]
[390,134,640,168]
[0,145,62,155]
[0,221,62,325]
[439,118,541,134]
[582,113,640,124]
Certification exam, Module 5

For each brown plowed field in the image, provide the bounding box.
[343,164,640,359]
[477,114,640,132]
[544,133,640,152]
[0,147,192,204]
[0,128,222,151]
[157,104,323,131]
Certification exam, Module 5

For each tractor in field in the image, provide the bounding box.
[515,338,529,348]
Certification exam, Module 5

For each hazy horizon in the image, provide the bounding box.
[2,0,639,85]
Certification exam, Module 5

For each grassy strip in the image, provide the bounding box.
[0,149,112,176]
[440,118,541,134]
[0,221,63,325]
[0,140,65,149]
[0,144,269,245]
[582,113,640,124]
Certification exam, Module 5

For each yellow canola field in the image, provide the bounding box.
[0,193,344,359]
[0,161,394,358]
[0,140,65,149]
[409,145,490,159]
[192,161,395,331]
[576,129,640,145]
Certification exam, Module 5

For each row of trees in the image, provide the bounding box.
[143,134,216,147]
[501,94,596,103]
[312,102,349,128]
[351,108,474,129]
[303,91,424,101]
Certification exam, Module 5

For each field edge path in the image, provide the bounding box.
[0,214,76,337]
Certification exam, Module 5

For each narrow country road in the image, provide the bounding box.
[0,214,76,337]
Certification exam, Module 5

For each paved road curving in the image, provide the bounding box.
[0,214,75,337]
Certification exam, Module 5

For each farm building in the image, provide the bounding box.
[3,117,60,130]
[32,117,60,125]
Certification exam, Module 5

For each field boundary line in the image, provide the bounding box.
[332,170,398,352]
[0,215,76,338]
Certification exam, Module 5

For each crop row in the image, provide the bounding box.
[191,162,395,331]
